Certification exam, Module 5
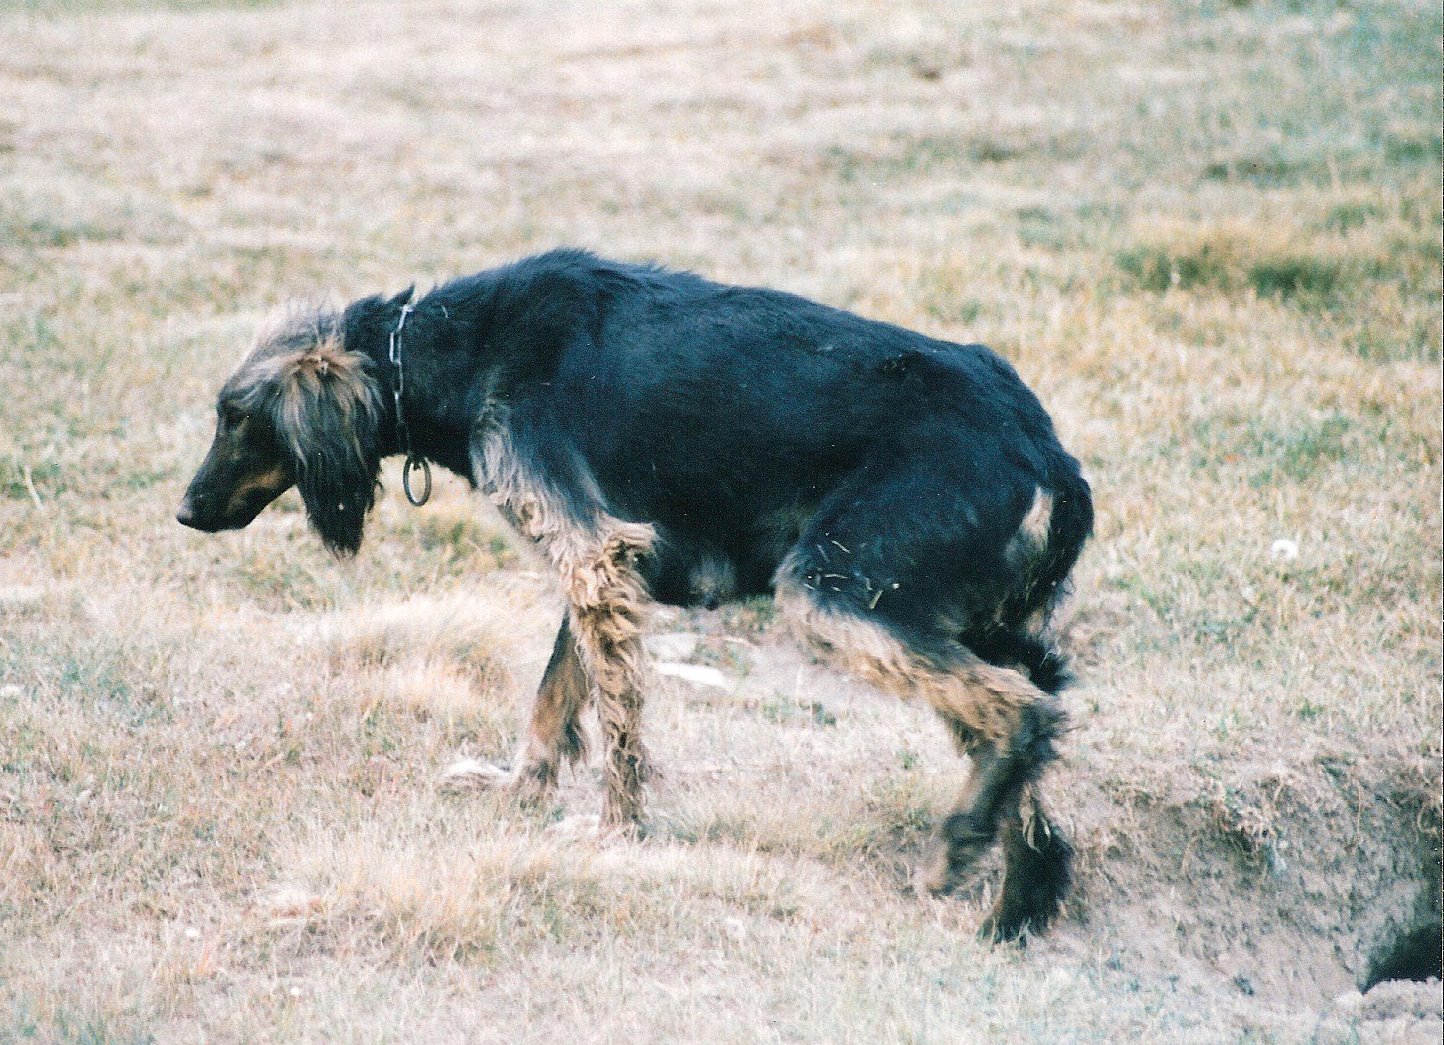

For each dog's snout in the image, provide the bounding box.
[176,498,198,529]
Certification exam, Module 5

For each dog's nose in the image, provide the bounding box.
[176,499,197,528]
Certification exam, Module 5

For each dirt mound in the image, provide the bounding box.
[1043,746,1440,1033]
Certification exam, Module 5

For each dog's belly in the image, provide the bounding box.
[639,513,800,609]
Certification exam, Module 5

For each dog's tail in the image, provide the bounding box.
[965,475,1091,695]
[962,627,1073,695]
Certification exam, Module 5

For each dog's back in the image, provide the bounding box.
[471,251,1091,639]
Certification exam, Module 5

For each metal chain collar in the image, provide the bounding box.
[387,299,432,507]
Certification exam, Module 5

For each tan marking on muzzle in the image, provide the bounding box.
[224,466,291,516]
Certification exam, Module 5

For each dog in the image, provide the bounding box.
[177,248,1093,940]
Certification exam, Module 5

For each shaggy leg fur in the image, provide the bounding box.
[926,695,1066,902]
[978,785,1074,942]
[555,523,656,832]
[480,426,658,832]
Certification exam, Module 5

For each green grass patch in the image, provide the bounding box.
[1116,226,1345,304]
[1189,411,1360,487]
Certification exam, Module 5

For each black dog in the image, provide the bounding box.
[177,249,1092,940]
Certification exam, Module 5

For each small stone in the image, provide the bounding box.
[655,662,731,690]
[645,632,699,661]
[439,758,512,793]
[1270,538,1300,561]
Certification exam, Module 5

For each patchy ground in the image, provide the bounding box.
[1,0,1439,1041]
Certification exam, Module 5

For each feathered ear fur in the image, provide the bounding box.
[267,335,382,555]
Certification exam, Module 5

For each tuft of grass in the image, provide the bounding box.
[1246,254,1343,301]
[318,591,516,676]
[1189,411,1362,487]
[1115,222,1345,304]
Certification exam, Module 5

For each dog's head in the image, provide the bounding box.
[177,307,383,555]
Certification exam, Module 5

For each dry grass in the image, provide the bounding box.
[1,0,1440,1041]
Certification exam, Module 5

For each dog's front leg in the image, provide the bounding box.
[446,517,657,829]
[550,521,656,832]
[507,615,591,805]
[440,610,613,809]
[476,421,657,832]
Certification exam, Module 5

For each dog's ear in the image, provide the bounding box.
[271,337,381,556]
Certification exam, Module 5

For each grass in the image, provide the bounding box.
[0,0,1440,1040]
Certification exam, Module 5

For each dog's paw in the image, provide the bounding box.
[439,757,512,794]
[918,848,965,898]
[543,813,643,845]
[918,839,992,898]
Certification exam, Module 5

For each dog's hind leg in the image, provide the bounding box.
[905,661,1072,941]
[773,458,1074,939]
[779,583,1063,856]
[778,581,1070,936]
[978,783,1073,943]
[930,635,1073,939]
[924,674,1067,902]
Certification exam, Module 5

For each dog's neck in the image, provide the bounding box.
[345,292,487,484]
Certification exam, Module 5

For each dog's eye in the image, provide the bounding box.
[218,404,245,430]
